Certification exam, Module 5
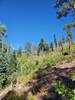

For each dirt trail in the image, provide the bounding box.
[1,60,75,100]
[55,59,75,68]
[0,86,12,100]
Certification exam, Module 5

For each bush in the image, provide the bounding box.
[62,50,69,56]
[27,94,36,100]
[54,81,75,100]
[0,75,8,89]
[71,72,75,81]
[43,58,56,67]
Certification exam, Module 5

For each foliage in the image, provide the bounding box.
[38,38,49,54]
[27,94,36,100]
[50,42,54,51]
[54,81,75,100]
[54,34,57,48]
[1,4,75,99]
[54,0,75,52]
[0,24,7,36]
[64,23,74,52]
[25,42,32,56]
[17,47,22,57]
[0,52,9,89]
[3,90,23,100]
[54,0,75,18]
[62,34,65,44]
[0,51,19,89]
[71,72,75,81]
[7,51,18,75]
[0,43,75,89]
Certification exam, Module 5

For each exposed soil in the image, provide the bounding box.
[1,60,75,100]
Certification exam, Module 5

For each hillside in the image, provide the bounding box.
[0,0,75,99]
[1,58,75,100]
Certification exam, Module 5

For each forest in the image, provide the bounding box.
[0,0,75,100]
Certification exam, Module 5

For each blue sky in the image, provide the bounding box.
[0,0,74,48]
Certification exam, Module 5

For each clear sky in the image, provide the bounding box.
[0,0,75,48]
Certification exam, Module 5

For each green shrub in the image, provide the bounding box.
[27,95,36,100]
[54,81,75,100]
[4,91,22,100]
[0,75,7,89]
[62,50,69,56]
[71,72,75,81]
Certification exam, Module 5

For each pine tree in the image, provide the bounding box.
[62,35,65,44]
[54,0,75,52]
[50,42,54,51]
[17,47,22,57]
[25,42,31,56]
[54,0,75,19]
[61,35,65,52]
[0,52,9,88]
[8,50,18,75]
[64,23,73,52]
[54,34,57,48]
[0,24,7,52]
[38,38,46,51]
[58,40,63,52]
[38,38,49,54]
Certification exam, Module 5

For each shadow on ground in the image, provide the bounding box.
[1,90,28,100]
[2,66,75,100]
[29,67,75,100]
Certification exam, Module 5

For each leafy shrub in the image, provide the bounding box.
[7,54,18,75]
[35,60,39,65]
[3,90,22,100]
[0,75,7,89]
[43,57,56,67]
[54,81,75,100]
[27,94,36,100]
[71,72,75,81]
[64,55,73,63]
[62,50,69,56]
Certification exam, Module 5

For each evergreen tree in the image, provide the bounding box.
[25,42,31,56]
[0,24,7,36]
[0,24,7,52]
[58,40,62,47]
[54,0,75,19]
[44,43,49,52]
[0,52,9,88]
[54,34,57,48]
[8,50,18,75]
[54,0,75,52]
[38,38,45,51]
[38,38,49,53]
[50,42,54,51]
[64,23,73,52]
[62,34,65,44]
[0,52,8,74]
[58,40,63,52]
[17,47,22,57]
[61,35,65,52]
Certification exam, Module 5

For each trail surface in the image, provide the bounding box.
[1,60,75,100]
